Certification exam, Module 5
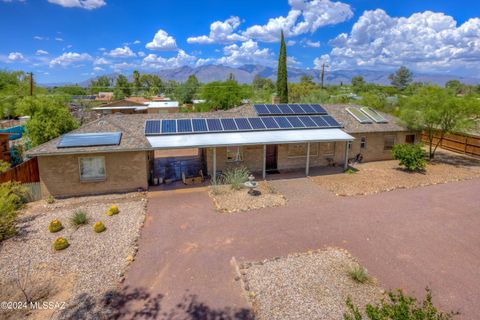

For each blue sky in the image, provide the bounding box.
[1,0,479,83]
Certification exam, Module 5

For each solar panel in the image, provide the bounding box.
[161,120,177,133]
[221,118,238,131]
[298,116,316,127]
[346,107,372,124]
[177,119,193,133]
[235,118,252,130]
[310,104,327,114]
[192,119,208,132]
[268,104,282,115]
[361,107,388,123]
[274,117,293,128]
[310,116,328,127]
[206,119,223,131]
[248,117,266,130]
[254,104,270,115]
[323,115,341,127]
[254,103,327,116]
[288,104,305,114]
[58,132,122,148]
[145,120,161,135]
[300,104,315,114]
[278,104,294,114]
[262,117,280,129]
[286,116,305,127]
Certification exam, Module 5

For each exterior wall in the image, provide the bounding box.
[147,107,180,114]
[38,151,149,197]
[204,131,418,175]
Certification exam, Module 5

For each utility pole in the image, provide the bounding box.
[320,64,328,89]
[28,72,34,96]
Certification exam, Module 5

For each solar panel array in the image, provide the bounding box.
[360,107,388,123]
[58,132,122,148]
[145,116,341,136]
[346,107,389,124]
[254,104,327,116]
[346,107,372,124]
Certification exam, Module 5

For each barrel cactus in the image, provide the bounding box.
[53,237,69,251]
[106,205,119,216]
[48,219,63,233]
[93,221,106,233]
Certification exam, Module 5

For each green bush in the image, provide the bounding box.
[53,237,69,251]
[344,288,458,320]
[48,219,63,233]
[70,210,89,227]
[0,182,29,241]
[93,221,106,233]
[0,160,10,174]
[392,144,427,171]
[222,167,250,190]
[348,265,370,284]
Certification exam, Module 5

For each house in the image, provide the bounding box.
[95,92,114,102]
[26,104,418,198]
[92,99,180,115]
[145,101,180,113]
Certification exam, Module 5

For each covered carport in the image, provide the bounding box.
[147,128,354,179]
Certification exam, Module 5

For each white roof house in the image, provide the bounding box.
[146,101,180,109]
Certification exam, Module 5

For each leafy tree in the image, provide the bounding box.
[53,85,87,96]
[445,80,463,95]
[392,144,427,171]
[252,76,274,91]
[289,76,317,102]
[113,74,131,100]
[276,30,288,103]
[389,66,413,90]
[88,76,111,94]
[140,74,163,96]
[0,181,28,241]
[358,92,388,111]
[344,288,458,320]
[299,90,330,104]
[400,86,479,159]
[176,75,200,104]
[201,80,242,110]
[16,95,78,146]
[163,80,179,98]
[132,70,143,96]
[351,76,366,93]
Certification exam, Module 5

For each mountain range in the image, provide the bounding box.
[48,64,480,87]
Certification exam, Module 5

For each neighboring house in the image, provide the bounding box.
[92,99,180,115]
[26,104,418,197]
[146,101,180,113]
[96,92,114,102]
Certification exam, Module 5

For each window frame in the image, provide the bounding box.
[78,156,107,182]
[360,136,367,149]
[383,135,396,151]
[226,146,244,162]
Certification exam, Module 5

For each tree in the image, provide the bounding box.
[201,80,242,110]
[392,144,427,171]
[289,76,317,102]
[132,70,143,96]
[445,80,463,95]
[176,75,200,104]
[88,76,111,94]
[17,96,78,147]
[113,75,131,100]
[389,66,413,90]
[140,74,163,97]
[351,76,365,93]
[400,86,478,159]
[276,30,288,103]
[252,76,274,91]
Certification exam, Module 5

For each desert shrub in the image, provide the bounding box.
[93,221,106,233]
[48,219,63,233]
[70,210,89,227]
[348,265,370,284]
[392,144,427,171]
[222,167,250,190]
[344,288,458,320]
[46,195,55,204]
[53,237,69,251]
[0,182,28,241]
[345,168,357,174]
[210,178,225,195]
[0,160,10,174]
[106,205,119,216]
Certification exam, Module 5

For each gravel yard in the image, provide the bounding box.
[209,181,287,213]
[0,192,147,320]
[240,248,383,320]
[312,150,480,196]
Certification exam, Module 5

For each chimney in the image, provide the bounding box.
[271,94,280,104]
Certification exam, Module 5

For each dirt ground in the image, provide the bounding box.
[312,150,480,196]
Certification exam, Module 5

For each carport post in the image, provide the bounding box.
[262,144,266,179]
[305,142,310,176]
[344,141,349,170]
[213,147,217,182]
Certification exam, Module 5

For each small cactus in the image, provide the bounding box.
[53,237,69,251]
[48,219,63,233]
[106,205,119,216]
[93,221,106,233]
[46,195,55,204]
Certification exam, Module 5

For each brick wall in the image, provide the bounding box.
[38,151,149,197]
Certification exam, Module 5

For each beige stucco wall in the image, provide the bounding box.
[205,131,418,175]
[38,151,150,197]
[147,107,179,114]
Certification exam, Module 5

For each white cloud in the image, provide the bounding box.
[141,50,197,70]
[302,39,320,47]
[286,40,296,46]
[320,9,480,74]
[49,52,92,67]
[47,0,106,10]
[145,29,177,50]
[137,51,146,57]
[33,35,48,40]
[35,49,49,55]
[243,0,353,42]
[93,66,104,72]
[288,56,302,66]
[133,40,141,45]
[217,40,275,67]
[7,52,26,62]
[93,57,111,65]
[105,46,136,58]
[55,37,64,41]
[111,62,137,72]
[187,16,247,44]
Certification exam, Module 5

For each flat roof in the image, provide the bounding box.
[147,128,354,149]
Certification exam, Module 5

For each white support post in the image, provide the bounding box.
[305,142,310,176]
[262,144,266,179]
[344,141,349,170]
[213,147,217,182]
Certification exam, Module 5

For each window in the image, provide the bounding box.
[79,157,106,181]
[360,137,367,149]
[226,146,243,162]
[348,141,353,150]
[384,135,396,150]
[322,142,335,155]
[287,143,318,157]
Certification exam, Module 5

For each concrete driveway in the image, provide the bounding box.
[121,177,480,319]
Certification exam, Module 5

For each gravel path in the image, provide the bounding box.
[241,248,383,320]
[0,192,147,320]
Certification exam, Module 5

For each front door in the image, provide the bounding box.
[266,144,278,171]
[405,134,415,144]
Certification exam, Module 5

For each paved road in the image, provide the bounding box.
[122,177,480,319]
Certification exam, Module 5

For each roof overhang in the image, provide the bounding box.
[147,128,354,149]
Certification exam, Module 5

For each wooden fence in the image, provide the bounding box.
[421,131,480,157]
[0,157,40,183]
